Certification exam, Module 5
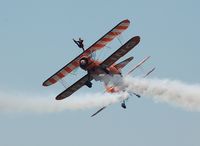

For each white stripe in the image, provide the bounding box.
[46,81,52,85]
[97,41,108,45]
[112,29,123,33]
[91,46,99,51]
[120,22,130,27]
[60,69,68,76]
[53,75,60,81]
[68,64,76,70]
[105,34,116,39]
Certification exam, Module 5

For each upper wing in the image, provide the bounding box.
[43,19,130,86]
[100,36,140,68]
[55,74,93,100]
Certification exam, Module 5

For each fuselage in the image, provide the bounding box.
[79,57,121,76]
[79,56,127,94]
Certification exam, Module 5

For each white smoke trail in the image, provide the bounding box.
[124,76,200,111]
[0,92,128,113]
[2,75,199,113]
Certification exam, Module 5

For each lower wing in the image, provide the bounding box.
[56,74,93,100]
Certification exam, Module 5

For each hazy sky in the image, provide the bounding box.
[0,0,200,146]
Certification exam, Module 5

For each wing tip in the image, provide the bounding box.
[55,95,64,100]
[55,97,60,100]
[42,83,47,86]
[55,94,69,100]
[42,80,51,86]
[133,36,140,43]
[123,19,130,23]
[129,56,134,60]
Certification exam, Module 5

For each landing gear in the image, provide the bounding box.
[85,81,92,88]
[120,92,141,109]
[85,71,93,88]
[102,67,110,74]
[121,101,126,109]
[134,93,141,98]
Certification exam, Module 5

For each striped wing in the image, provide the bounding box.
[43,19,130,86]
[100,36,140,68]
[55,74,93,100]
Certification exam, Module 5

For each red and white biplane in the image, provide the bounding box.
[43,19,154,116]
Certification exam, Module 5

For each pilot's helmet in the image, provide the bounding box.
[80,59,86,65]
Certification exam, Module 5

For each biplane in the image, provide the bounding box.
[43,19,155,116]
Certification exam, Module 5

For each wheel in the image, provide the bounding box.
[85,81,92,88]
[133,93,141,98]
[121,103,126,109]
[135,94,141,98]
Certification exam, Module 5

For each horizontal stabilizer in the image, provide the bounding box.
[114,57,134,70]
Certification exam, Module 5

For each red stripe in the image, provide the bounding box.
[72,61,79,67]
[109,32,118,36]
[49,78,56,84]
[94,43,105,48]
[79,54,85,58]
[84,49,92,54]
[65,67,72,73]
[57,72,65,78]
[116,25,128,30]
[101,37,113,42]
[122,19,130,24]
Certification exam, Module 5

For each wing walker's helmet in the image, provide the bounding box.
[79,38,83,42]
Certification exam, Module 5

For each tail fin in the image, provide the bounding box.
[114,57,133,70]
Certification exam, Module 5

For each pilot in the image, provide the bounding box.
[73,38,85,51]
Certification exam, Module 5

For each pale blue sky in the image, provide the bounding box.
[0,0,200,146]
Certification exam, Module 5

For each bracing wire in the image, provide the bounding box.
[105,45,112,49]
[59,79,68,89]
[114,31,124,46]
[117,36,123,46]
[96,45,112,61]
[69,68,78,76]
